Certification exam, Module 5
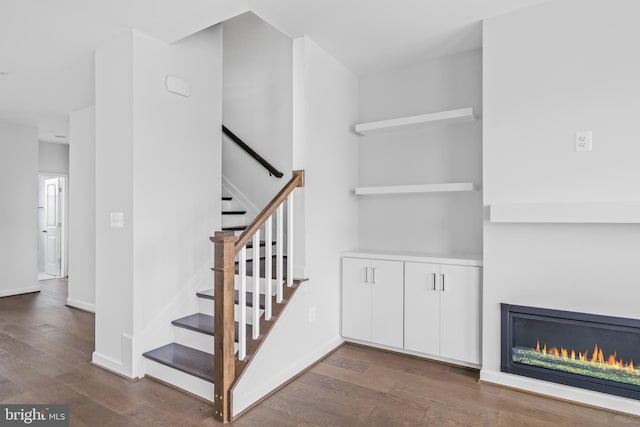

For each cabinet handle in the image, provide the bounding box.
[431,273,436,291]
[441,273,445,292]
[364,267,369,284]
[372,267,376,284]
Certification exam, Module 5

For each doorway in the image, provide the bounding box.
[38,174,67,280]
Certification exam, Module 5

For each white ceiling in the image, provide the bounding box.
[0,0,548,143]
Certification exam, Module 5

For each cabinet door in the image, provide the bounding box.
[439,265,480,364]
[404,262,440,355]
[341,258,371,341]
[370,259,404,348]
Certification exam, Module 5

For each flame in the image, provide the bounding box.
[533,341,636,374]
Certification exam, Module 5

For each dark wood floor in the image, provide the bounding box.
[1,279,639,426]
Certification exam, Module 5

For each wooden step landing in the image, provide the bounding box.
[171,313,252,340]
[196,290,266,310]
[143,343,213,383]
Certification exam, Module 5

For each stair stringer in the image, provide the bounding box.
[229,281,343,418]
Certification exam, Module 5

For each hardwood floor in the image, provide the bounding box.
[1,279,639,426]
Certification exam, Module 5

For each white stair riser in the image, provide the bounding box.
[197,300,264,325]
[222,213,249,228]
[172,327,241,355]
[144,359,214,402]
[173,327,214,355]
[222,199,233,211]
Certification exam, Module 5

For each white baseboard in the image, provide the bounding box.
[0,285,40,297]
[66,297,95,313]
[232,337,343,416]
[480,369,640,417]
[343,337,480,369]
[92,351,132,378]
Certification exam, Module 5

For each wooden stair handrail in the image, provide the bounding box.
[234,170,304,252]
[211,169,304,423]
[222,125,284,178]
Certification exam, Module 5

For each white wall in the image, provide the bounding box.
[131,26,222,377]
[94,32,135,375]
[39,141,69,174]
[0,123,39,297]
[68,106,96,312]
[358,50,482,255]
[482,0,640,415]
[94,26,223,378]
[222,12,293,209]
[232,36,359,415]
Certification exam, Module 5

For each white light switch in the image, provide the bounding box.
[110,212,124,228]
[575,131,593,152]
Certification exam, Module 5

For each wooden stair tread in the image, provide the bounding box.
[222,225,247,231]
[196,290,266,310]
[222,196,232,201]
[171,313,251,341]
[222,210,247,215]
[142,343,214,383]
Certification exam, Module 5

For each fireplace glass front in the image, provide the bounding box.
[501,304,640,400]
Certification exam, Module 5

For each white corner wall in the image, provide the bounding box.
[0,123,39,297]
[222,12,293,208]
[232,36,359,415]
[94,32,135,375]
[94,26,223,378]
[68,106,96,312]
[482,0,640,415]
[358,50,483,254]
[131,26,222,377]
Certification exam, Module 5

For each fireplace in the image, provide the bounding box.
[501,304,640,400]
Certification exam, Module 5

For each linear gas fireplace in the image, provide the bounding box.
[501,304,640,400]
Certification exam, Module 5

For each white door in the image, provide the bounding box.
[341,258,372,342]
[44,177,61,277]
[370,259,404,348]
[439,265,480,364]
[404,261,440,355]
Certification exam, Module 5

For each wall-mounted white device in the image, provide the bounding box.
[165,75,190,97]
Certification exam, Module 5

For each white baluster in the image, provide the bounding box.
[238,247,247,360]
[265,216,273,320]
[286,193,294,288]
[276,204,284,303]
[252,231,260,339]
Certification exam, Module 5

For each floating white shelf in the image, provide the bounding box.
[490,202,640,224]
[356,182,476,196]
[355,107,478,135]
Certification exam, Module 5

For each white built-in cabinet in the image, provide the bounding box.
[341,251,481,367]
[404,261,480,364]
[341,257,404,348]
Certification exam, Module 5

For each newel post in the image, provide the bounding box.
[211,230,236,423]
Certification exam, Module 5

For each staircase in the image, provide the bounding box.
[142,170,304,422]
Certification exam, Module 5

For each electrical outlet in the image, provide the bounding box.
[308,307,316,323]
[575,131,592,152]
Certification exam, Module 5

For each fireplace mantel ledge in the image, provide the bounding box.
[489,201,640,224]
